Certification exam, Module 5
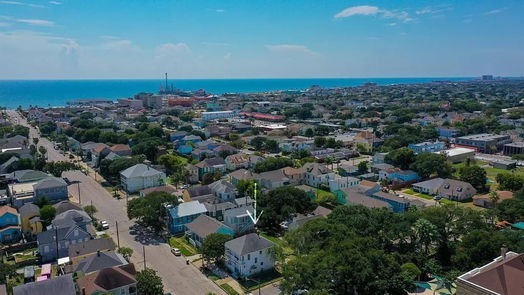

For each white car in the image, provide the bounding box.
[171,247,181,256]
[100,220,109,230]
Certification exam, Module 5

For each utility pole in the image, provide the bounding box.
[116,221,120,248]
[55,227,59,261]
[143,245,146,270]
[77,182,81,204]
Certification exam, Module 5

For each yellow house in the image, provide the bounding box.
[18,203,43,235]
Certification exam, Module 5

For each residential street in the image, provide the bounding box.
[7,110,226,295]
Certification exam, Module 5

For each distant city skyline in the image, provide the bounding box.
[0,0,523,79]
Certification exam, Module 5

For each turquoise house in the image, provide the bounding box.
[168,201,208,233]
[0,206,21,244]
[177,145,193,155]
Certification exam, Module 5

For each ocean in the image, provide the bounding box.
[0,77,471,109]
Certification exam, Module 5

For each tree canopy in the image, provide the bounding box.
[127,192,179,232]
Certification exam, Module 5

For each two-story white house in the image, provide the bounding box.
[120,164,166,193]
[225,233,275,278]
[328,175,360,192]
[302,163,334,188]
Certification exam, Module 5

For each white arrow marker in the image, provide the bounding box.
[246,182,263,225]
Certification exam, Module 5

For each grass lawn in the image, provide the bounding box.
[220,283,240,295]
[238,269,282,291]
[402,189,433,200]
[168,236,198,256]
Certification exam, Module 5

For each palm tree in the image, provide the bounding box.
[489,191,500,208]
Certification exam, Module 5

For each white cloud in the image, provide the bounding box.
[48,1,61,4]
[0,1,44,7]
[387,22,397,26]
[484,8,506,15]
[17,19,54,26]
[265,44,318,55]
[224,52,232,60]
[334,5,412,23]
[215,9,225,13]
[0,1,24,5]
[416,5,453,15]
[334,5,379,18]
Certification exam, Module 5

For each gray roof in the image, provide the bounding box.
[13,273,75,295]
[224,206,253,218]
[104,151,122,161]
[258,169,288,182]
[120,164,164,178]
[209,180,237,194]
[53,201,82,215]
[413,178,445,190]
[18,203,39,219]
[228,169,258,180]
[301,162,331,175]
[52,209,91,228]
[68,238,116,258]
[74,251,127,274]
[186,215,232,239]
[343,189,391,209]
[171,201,207,218]
[225,233,274,256]
[33,177,67,190]
[204,201,237,213]
[186,185,212,198]
[233,197,254,206]
[8,169,49,182]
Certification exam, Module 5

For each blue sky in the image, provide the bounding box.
[0,0,522,79]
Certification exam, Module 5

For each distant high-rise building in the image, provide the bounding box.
[482,75,494,81]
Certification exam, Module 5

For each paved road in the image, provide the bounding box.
[7,110,65,162]
[8,110,226,295]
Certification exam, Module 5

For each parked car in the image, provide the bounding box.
[101,220,109,230]
[171,247,181,256]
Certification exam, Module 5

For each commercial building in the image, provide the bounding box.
[201,110,238,121]
[408,141,445,154]
[455,133,511,153]
[438,147,476,163]
[503,142,524,156]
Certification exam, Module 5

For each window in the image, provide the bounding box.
[247,254,251,260]
[259,250,262,254]
[255,257,258,263]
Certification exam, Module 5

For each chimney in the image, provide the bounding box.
[501,244,508,259]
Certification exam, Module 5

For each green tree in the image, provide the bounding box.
[496,173,524,191]
[158,154,186,174]
[459,165,487,193]
[83,205,98,219]
[357,161,368,173]
[136,268,164,295]
[411,153,452,179]
[43,161,80,177]
[401,262,422,281]
[118,247,134,261]
[0,263,17,284]
[314,136,326,148]
[127,192,179,232]
[250,137,266,150]
[200,233,232,265]
[254,157,293,173]
[304,128,314,138]
[40,205,56,226]
[385,147,416,170]
[259,186,317,232]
